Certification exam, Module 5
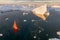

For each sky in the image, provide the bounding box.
[0,0,60,1]
[0,0,60,4]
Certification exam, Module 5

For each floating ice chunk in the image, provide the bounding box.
[49,38,60,40]
[0,34,3,36]
[23,20,27,22]
[23,12,28,16]
[33,36,36,39]
[5,17,9,21]
[31,20,35,22]
[39,30,41,33]
[57,31,60,35]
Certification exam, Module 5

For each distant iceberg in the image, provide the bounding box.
[32,4,50,21]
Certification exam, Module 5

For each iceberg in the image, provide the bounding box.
[32,4,50,21]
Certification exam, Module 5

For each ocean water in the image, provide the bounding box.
[0,5,60,40]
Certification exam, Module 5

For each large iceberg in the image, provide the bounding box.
[32,4,50,21]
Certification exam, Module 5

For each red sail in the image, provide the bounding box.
[13,20,18,33]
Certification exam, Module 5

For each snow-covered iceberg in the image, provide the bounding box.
[32,4,50,21]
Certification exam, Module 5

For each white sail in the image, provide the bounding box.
[32,4,50,21]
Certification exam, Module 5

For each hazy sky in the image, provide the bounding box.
[0,0,60,1]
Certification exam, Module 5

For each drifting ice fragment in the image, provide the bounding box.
[23,20,27,22]
[57,31,60,35]
[0,34,3,36]
[33,36,37,39]
[5,17,9,21]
